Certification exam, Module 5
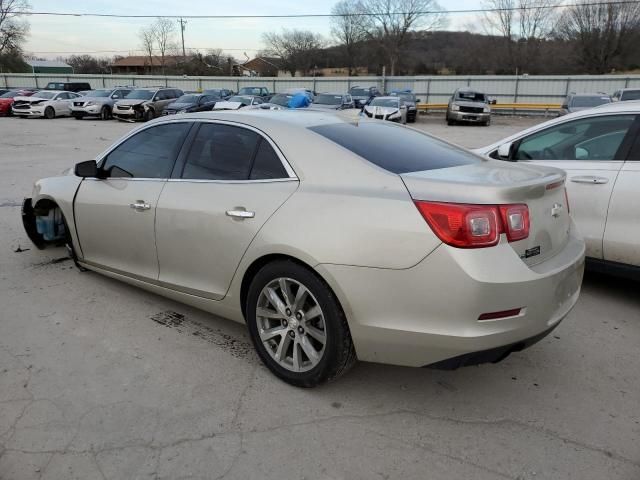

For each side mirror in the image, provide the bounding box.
[75,160,98,178]
[497,142,512,159]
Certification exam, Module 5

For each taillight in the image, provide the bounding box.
[414,201,529,249]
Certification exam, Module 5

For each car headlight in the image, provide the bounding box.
[483,106,490,113]
[85,101,95,106]
[388,111,400,118]
[451,104,460,111]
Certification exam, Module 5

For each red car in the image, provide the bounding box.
[0,89,36,116]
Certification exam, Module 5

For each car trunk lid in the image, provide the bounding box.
[401,160,570,266]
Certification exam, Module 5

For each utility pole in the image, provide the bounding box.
[178,18,187,58]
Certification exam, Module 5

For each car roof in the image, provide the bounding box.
[371,96,399,100]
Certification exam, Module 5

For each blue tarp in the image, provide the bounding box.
[288,92,311,109]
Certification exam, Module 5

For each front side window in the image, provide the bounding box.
[513,115,636,161]
[102,123,191,178]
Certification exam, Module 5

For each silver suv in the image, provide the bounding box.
[70,87,133,120]
[113,87,183,122]
[446,88,491,126]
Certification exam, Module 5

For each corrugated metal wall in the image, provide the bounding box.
[2,73,639,102]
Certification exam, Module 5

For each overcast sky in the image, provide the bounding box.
[25,0,482,59]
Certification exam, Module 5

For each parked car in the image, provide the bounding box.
[237,86,271,100]
[0,88,10,96]
[163,93,219,115]
[0,89,36,116]
[212,95,264,110]
[12,90,81,119]
[113,87,183,122]
[70,87,133,120]
[446,88,491,126]
[260,93,294,110]
[203,88,234,99]
[389,90,419,123]
[21,110,584,386]
[284,88,315,100]
[611,88,640,102]
[349,85,381,108]
[44,82,91,93]
[311,93,355,110]
[363,96,407,124]
[559,93,611,116]
[475,101,640,277]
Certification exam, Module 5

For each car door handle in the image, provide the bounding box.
[226,209,255,219]
[129,201,151,211]
[570,176,609,185]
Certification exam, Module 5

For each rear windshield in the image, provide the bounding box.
[350,88,370,96]
[125,90,154,100]
[309,122,479,174]
[315,94,342,105]
[621,90,640,101]
[175,95,200,103]
[456,91,486,102]
[239,87,262,95]
[571,96,610,107]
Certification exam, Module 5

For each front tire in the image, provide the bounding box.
[246,260,356,387]
[100,106,111,120]
[143,109,154,122]
[44,107,55,119]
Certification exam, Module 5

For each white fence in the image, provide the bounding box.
[2,73,640,103]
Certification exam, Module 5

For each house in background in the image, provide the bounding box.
[25,60,73,74]
[240,57,281,77]
[110,56,180,75]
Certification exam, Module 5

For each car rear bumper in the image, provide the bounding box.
[316,223,585,368]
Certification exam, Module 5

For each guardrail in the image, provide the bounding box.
[418,102,561,116]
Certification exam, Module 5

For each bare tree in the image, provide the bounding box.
[360,0,446,75]
[0,0,30,55]
[331,0,368,75]
[153,17,176,74]
[262,29,325,76]
[139,24,156,74]
[556,0,640,73]
[482,0,556,73]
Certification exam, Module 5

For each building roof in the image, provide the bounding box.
[243,57,282,69]
[25,60,71,68]
[111,56,180,67]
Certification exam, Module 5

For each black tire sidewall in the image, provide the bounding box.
[101,106,110,120]
[246,260,352,388]
[45,107,54,119]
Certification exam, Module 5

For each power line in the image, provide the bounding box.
[25,47,261,54]
[20,1,640,19]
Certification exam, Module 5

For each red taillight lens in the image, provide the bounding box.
[414,201,500,248]
[414,201,530,248]
[498,204,529,242]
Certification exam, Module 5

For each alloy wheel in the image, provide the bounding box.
[256,277,327,373]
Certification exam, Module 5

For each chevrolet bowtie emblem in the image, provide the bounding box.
[551,203,563,218]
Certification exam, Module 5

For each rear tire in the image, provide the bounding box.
[246,260,356,387]
[100,106,111,120]
[44,107,55,119]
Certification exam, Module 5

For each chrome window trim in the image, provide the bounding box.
[167,178,298,184]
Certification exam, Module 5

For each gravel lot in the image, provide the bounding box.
[0,113,639,480]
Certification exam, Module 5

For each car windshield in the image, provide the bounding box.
[314,94,342,105]
[350,88,370,96]
[392,93,414,102]
[270,94,291,106]
[239,87,262,95]
[309,122,479,174]
[175,95,199,104]
[46,83,64,90]
[33,91,56,99]
[621,90,640,100]
[370,98,398,108]
[571,96,611,108]
[87,90,111,97]
[0,91,20,98]
[228,96,252,104]
[456,91,486,102]
[125,90,154,100]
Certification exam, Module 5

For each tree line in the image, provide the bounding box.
[1,0,640,76]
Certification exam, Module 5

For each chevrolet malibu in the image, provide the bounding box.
[21,110,585,387]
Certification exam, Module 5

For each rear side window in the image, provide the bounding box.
[182,124,260,180]
[308,122,479,174]
[622,90,640,101]
[250,140,287,179]
[103,123,191,178]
